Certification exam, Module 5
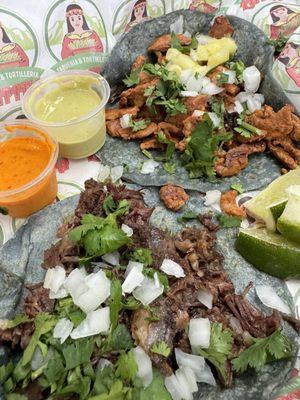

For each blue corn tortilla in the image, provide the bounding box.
[0,189,297,400]
[98,10,292,192]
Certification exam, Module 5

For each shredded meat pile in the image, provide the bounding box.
[105,16,300,178]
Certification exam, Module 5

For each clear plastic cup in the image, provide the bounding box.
[0,121,58,218]
[22,70,110,159]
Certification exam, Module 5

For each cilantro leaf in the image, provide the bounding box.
[138,369,172,400]
[116,350,137,382]
[128,116,151,132]
[131,248,153,266]
[109,278,122,331]
[181,115,232,180]
[142,149,153,159]
[62,338,94,370]
[151,341,171,357]
[2,314,31,329]
[143,267,169,292]
[196,323,233,386]
[107,324,133,351]
[226,60,245,83]
[163,162,176,174]
[217,214,241,228]
[232,330,293,373]
[230,183,244,194]
[123,66,142,87]
[210,97,225,127]
[177,211,198,223]
[156,131,175,162]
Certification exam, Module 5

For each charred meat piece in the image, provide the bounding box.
[106,119,158,140]
[184,94,208,114]
[160,184,189,211]
[273,138,300,163]
[166,113,189,130]
[140,137,164,150]
[148,33,191,53]
[268,142,298,170]
[245,105,295,139]
[215,142,266,177]
[155,51,166,64]
[209,16,234,39]
[158,121,181,136]
[23,284,55,318]
[105,106,139,121]
[198,213,218,232]
[132,55,147,70]
[220,190,246,218]
[0,321,34,350]
[291,114,300,141]
[182,115,202,137]
[119,78,159,108]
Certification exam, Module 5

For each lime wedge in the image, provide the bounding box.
[244,168,300,232]
[269,200,287,223]
[277,185,300,244]
[236,228,300,279]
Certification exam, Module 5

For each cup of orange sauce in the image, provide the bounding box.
[0,121,58,218]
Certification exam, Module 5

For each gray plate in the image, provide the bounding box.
[98,10,292,192]
[0,190,297,400]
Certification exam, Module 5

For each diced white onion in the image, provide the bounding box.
[111,165,123,183]
[188,318,211,349]
[197,289,213,309]
[133,273,164,305]
[49,286,68,299]
[165,374,185,400]
[234,100,244,114]
[204,190,221,212]
[102,251,120,266]
[207,112,220,128]
[122,265,144,294]
[175,348,205,380]
[98,164,111,183]
[141,159,160,174]
[198,361,217,386]
[201,77,211,87]
[246,96,262,113]
[170,15,183,34]
[97,358,112,370]
[74,271,111,313]
[254,93,265,104]
[183,30,191,38]
[64,268,88,300]
[256,285,291,315]
[31,347,53,371]
[180,90,198,97]
[175,368,193,400]
[120,113,131,129]
[121,223,133,237]
[185,75,203,92]
[243,65,261,93]
[124,260,144,278]
[192,110,204,118]
[181,366,198,393]
[223,70,236,84]
[160,259,185,278]
[53,318,74,344]
[43,265,66,294]
[236,91,250,104]
[70,307,110,339]
[201,81,224,95]
[133,346,153,388]
[180,69,194,86]
[196,34,214,45]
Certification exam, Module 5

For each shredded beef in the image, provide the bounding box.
[220,190,246,218]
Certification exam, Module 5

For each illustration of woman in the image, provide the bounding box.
[189,0,218,13]
[125,0,150,32]
[278,42,300,88]
[269,5,300,40]
[61,3,103,60]
[0,22,29,70]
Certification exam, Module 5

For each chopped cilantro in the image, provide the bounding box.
[163,162,176,174]
[151,341,171,357]
[143,267,169,293]
[144,305,160,322]
[267,34,288,54]
[181,115,232,180]
[142,149,153,159]
[177,211,198,223]
[226,60,245,83]
[156,131,175,162]
[210,97,225,127]
[116,350,137,382]
[232,330,293,373]
[122,296,141,310]
[131,248,153,266]
[217,72,229,85]
[109,278,122,331]
[217,214,241,228]
[128,116,151,132]
[234,118,263,138]
[123,66,142,87]
[196,323,233,386]
[170,33,198,54]
[230,183,244,194]
[2,314,31,329]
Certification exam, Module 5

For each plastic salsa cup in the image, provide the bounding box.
[22,70,110,159]
[0,121,58,218]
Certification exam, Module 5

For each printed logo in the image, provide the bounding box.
[252,3,300,40]
[45,0,108,72]
[112,0,166,38]
[0,8,42,111]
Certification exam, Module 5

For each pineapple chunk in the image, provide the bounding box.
[166,48,199,70]
[219,37,237,55]
[194,45,210,61]
[207,48,230,70]
[167,63,182,77]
